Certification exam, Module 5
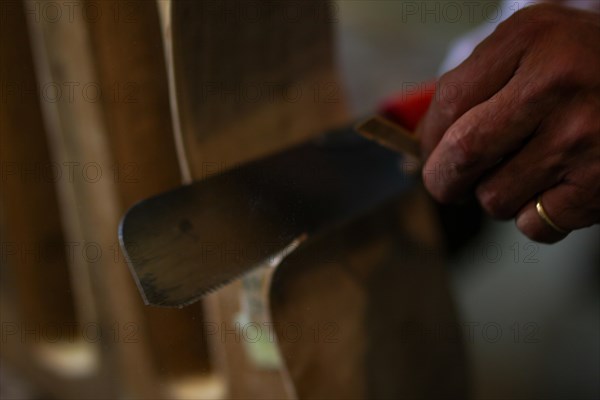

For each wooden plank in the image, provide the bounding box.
[83,0,214,387]
[270,188,468,398]
[163,0,467,397]
[1,1,109,398]
[24,0,160,396]
[171,0,348,173]
[0,0,77,334]
[164,1,348,397]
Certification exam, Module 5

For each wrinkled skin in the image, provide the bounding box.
[417,4,600,243]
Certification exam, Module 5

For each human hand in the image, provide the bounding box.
[416,4,600,243]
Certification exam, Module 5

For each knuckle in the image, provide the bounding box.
[545,54,578,88]
[422,170,454,204]
[517,80,548,105]
[557,125,586,152]
[477,188,512,220]
[435,74,462,121]
[558,99,600,151]
[517,58,575,105]
[432,187,454,204]
[446,127,479,166]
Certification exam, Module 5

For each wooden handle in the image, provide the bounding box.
[355,116,421,160]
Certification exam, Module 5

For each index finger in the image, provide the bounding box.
[417,17,529,158]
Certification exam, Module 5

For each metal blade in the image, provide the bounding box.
[119,124,418,307]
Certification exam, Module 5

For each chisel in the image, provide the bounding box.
[119,116,420,307]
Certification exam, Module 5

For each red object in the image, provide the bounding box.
[381,81,436,131]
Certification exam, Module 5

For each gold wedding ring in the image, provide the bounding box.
[536,195,568,234]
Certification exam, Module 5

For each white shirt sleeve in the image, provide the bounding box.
[439,0,600,74]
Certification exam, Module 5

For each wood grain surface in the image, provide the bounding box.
[166,1,347,397]
[166,0,466,398]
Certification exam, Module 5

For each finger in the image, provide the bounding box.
[475,140,561,221]
[474,100,584,220]
[516,181,600,244]
[417,18,529,157]
[515,198,567,244]
[422,74,557,203]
